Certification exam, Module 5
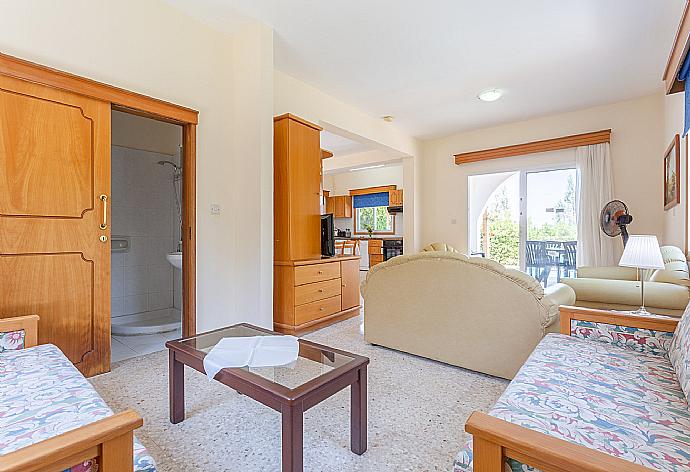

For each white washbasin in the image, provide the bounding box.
[166,251,182,270]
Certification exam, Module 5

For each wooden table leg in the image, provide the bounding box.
[351,365,367,455]
[281,402,304,472]
[169,349,185,424]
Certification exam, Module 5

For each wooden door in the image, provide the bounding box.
[341,259,360,310]
[0,74,111,376]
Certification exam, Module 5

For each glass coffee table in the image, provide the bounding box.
[165,323,369,472]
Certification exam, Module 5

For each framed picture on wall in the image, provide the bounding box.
[665,134,681,211]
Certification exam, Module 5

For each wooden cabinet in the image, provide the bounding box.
[274,256,361,335]
[274,114,322,261]
[389,189,403,206]
[325,195,352,218]
[341,259,360,310]
[368,239,384,267]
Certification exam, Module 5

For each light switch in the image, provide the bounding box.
[210,203,221,215]
[450,218,457,225]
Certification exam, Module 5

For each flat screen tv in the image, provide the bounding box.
[321,213,335,257]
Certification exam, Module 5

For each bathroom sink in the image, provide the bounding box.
[166,252,182,270]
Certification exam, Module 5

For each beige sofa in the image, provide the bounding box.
[562,245,690,317]
[361,251,576,379]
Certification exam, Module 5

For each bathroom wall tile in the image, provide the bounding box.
[111,252,125,268]
[111,146,179,321]
[124,294,148,315]
[147,265,172,293]
[146,207,172,239]
[124,236,149,266]
[173,268,182,309]
[111,265,125,298]
[111,296,125,318]
[148,291,173,311]
[125,265,148,296]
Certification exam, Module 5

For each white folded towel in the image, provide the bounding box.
[203,335,299,380]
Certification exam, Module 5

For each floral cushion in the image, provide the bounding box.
[570,319,674,357]
[670,305,690,402]
[455,333,690,472]
[0,329,25,352]
[0,344,156,471]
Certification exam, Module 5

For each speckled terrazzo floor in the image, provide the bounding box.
[89,315,508,471]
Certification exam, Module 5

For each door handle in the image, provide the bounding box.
[99,194,108,229]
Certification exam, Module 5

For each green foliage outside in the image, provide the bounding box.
[357,206,393,233]
[480,174,576,267]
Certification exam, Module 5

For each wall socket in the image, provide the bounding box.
[210,203,221,215]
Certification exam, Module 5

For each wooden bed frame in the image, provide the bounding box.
[466,306,680,472]
[0,315,143,472]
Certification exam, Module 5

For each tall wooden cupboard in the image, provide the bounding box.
[273,114,361,334]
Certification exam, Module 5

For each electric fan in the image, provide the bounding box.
[600,200,633,246]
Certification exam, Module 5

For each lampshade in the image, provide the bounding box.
[619,235,665,270]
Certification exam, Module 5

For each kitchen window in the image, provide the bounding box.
[352,190,396,235]
[354,206,394,234]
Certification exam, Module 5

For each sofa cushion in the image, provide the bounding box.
[562,277,690,310]
[0,344,155,471]
[0,329,24,352]
[455,333,690,471]
[670,305,690,402]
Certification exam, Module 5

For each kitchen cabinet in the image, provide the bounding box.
[325,195,352,218]
[368,239,384,267]
[341,258,360,310]
[389,189,403,206]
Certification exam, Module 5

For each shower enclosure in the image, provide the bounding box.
[110,145,183,336]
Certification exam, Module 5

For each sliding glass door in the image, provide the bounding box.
[469,166,577,286]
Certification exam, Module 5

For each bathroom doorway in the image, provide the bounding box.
[110,110,185,360]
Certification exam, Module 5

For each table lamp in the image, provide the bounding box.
[618,235,665,315]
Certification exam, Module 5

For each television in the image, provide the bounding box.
[321,213,335,257]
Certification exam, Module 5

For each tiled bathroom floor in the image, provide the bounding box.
[111,328,181,362]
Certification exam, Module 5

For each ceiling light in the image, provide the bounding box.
[350,164,385,172]
[382,115,394,122]
[477,88,503,102]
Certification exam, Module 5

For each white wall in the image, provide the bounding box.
[663,92,687,252]
[421,94,666,254]
[0,0,274,331]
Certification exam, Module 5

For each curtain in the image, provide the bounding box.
[575,142,617,267]
[353,192,389,208]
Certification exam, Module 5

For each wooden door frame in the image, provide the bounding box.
[0,52,198,338]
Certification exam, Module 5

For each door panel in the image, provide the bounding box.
[341,259,360,310]
[0,74,110,376]
[0,89,92,217]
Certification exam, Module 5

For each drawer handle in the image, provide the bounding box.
[318,270,324,274]
[320,307,325,311]
[342,283,347,287]
[318,289,324,292]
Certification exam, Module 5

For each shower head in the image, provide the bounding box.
[157,160,181,173]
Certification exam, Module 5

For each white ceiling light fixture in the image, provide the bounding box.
[477,88,504,102]
[349,164,385,172]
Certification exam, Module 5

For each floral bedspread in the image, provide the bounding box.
[0,343,156,471]
[454,333,690,472]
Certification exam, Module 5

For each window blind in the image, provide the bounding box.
[353,192,389,208]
